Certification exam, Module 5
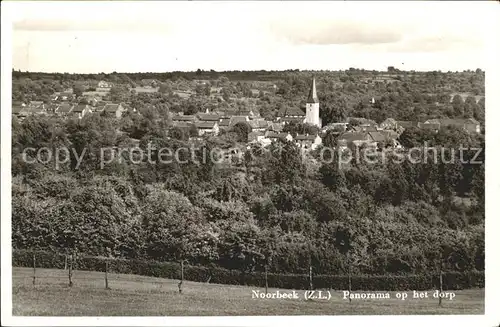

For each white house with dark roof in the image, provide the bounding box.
[195,121,219,136]
[72,104,93,119]
[295,134,322,150]
[102,103,126,118]
[55,104,75,116]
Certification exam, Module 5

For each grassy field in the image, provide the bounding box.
[12,267,484,316]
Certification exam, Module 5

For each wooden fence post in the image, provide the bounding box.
[265,265,269,294]
[439,260,443,307]
[178,260,184,294]
[309,265,313,291]
[105,260,110,290]
[68,254,73,287]
[348,263,352,303]
[32,252,36,286]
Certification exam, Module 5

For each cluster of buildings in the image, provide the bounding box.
[12,100,128,120]
[326,116,481,151]
[167,78,324,150]
[380,118,481,134]
[12,77,481,152]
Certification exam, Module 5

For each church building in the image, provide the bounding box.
[275,77,322,128]
[304,77,321,128]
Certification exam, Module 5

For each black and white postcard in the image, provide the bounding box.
[1,1,499,326]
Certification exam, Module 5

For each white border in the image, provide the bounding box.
[2,1,499,326]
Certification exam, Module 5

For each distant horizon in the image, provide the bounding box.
[11,67,485,75]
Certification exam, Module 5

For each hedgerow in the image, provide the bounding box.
[13,249,484,290]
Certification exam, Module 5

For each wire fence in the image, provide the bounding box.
[13,252,220,293]
[12,249,483,307]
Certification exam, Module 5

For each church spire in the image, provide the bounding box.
[307,77,319,104]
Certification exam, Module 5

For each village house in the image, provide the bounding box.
[368,131,393,148]
[379,118,398,130]
[295,134,322,150]
[354,125,379,133]
[248,119,269,132]
[84,95,100,107]
[98,80,113,88]
[337,131,376,150]
[425,118,481,134]
[380,130,399,141]
[229,115,250,127]
[197,113,221,122]
[247,131,269,144]
[45,104,59,114]
[103,103,126,118]
[54,92,74,102]
[277,106,305,119]
[171,121,191,129]
[94,105,105,113]
[72,104,93,119]
[279,116,305,124]
[12,105,46,119]
[276,104,308,125]
[220,146,246,164]
[55,104,75,116]
[141,79,159,88]
[13,101,27,107]
[418,122,440,133]
[12,106,28,119]
[323,122,349,132]
[266,131,293,142]
[268,122,284,132]
[217,108,258,118]
[219,118,231,131]
[29,101,45,109]
[396,121,419,129]
[379,130,402,149]
[369,96,383,104]
[195,121,219,136]
[172,114,196,122]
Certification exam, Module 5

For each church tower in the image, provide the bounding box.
[305,77,321,128]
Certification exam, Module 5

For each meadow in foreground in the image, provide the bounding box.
[12,267,484,316]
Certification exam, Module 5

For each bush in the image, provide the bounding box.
[12,249,484,290]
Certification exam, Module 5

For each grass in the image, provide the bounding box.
[12,267,484,316]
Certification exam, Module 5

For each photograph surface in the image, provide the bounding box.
[1,1,498,326]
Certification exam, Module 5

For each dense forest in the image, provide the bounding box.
[11,69,485,276]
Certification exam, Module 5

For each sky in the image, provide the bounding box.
[6,1,497,73]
